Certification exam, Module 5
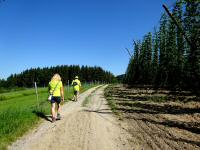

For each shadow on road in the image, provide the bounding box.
[32,110,52,122]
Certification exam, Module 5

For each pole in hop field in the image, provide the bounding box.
[68,80,70,92]
[34,82,39,108]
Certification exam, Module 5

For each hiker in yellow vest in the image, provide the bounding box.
[71,76,81,101]
[48,73,64,123]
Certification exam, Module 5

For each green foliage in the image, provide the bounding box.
[124,0,200,93]
[116,74,125,83]
[1,65,116,88]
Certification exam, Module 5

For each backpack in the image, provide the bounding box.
[73,81,78,86]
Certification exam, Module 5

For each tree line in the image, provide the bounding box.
[0,65,116,88]
[124,0,200,92]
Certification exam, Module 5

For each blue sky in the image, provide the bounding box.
[0,0,175,79]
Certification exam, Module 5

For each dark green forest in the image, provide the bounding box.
[124,0,200,92]
[0,65,116,88]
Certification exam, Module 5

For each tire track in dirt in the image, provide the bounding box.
[129,115,162,150]
[132,111,200,150]
[132,113,179,150]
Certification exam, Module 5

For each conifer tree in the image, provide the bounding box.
[184,0,200,91]
[152,28,159,82]
[158,13,168,86]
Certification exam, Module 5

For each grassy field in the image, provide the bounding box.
[0,84,96,150]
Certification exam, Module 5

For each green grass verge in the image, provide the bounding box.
[0,87,27,94]
[0,83,96,150]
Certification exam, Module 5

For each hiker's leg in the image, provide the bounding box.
[51,103,56,119]
[57,103,61,114]
[73,95,76,101]
[74,91,78,101]
[72,91,75,101]
[76,91,79,101]
[77,91,79,98]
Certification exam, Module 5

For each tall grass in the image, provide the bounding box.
[0,83,96,150]
[0,87,27,94]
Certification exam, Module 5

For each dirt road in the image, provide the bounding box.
[9,85,132,150]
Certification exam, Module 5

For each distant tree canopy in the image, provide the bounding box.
[124,0,200,92]
[0,65,116,88]
[116,74,125,83]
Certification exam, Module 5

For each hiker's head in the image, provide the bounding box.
[75,76,78,79]
[51,73,61,81]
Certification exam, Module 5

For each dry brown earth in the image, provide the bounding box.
[105,85,200,150]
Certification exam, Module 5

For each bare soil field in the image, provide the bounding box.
[105,84,200,150]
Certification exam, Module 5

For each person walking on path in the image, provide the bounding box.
[71,76,81,101]
[48,73,64,123]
